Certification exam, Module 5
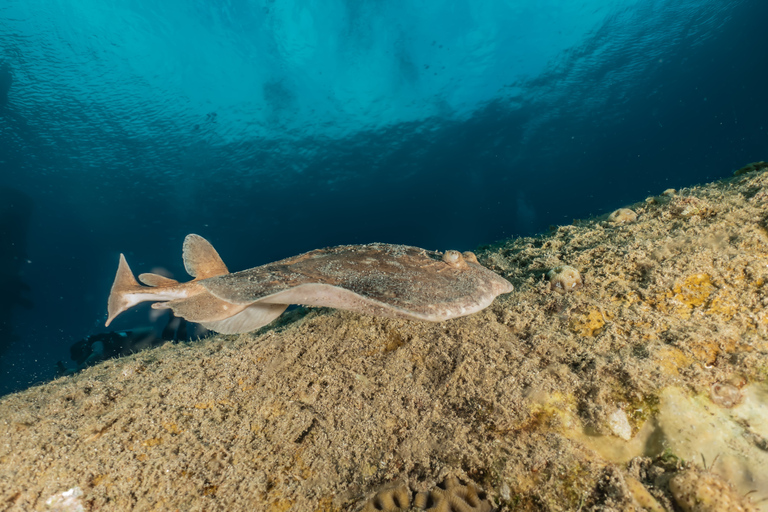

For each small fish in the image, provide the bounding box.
[106,234,513,334]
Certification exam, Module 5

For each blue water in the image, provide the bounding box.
[1,0,766,395]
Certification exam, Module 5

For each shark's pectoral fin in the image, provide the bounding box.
[139,273,179,287]
[183,234,229,279]
[157,286,291,333]
[199,303,289,334]
[257,283,439,321]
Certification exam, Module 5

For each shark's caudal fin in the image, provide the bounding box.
[106,236,238,328]
[106,254,144,326]
[183,234,229,279]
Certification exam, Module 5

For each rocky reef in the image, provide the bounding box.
[1,165,766,511]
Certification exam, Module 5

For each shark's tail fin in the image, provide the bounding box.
[106,254,143,326]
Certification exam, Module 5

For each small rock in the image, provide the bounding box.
[607,408,632,440]
[45,487,84,512]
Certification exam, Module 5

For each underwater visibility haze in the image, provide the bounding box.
[0,0,766,394]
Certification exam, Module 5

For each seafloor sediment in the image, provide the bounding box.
[1,165,767,512]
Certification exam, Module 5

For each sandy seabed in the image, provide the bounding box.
[2,165,768,512]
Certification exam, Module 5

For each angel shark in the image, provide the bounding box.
[106,234,513,334]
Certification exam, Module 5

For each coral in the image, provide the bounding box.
[361,482,411,511]
[709,378,744,408]
[608,208,638,224]
[667,196,715,219]
[413,476,493,512]
[547,265,583,293]
[733,161,768,176]
[360,477,493,512]
[669,465,759,512]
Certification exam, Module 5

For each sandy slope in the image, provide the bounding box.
[1,165,767,511]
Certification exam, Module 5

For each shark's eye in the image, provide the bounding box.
[442,250,466,268]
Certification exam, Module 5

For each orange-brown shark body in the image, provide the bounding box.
[106,234,513,334]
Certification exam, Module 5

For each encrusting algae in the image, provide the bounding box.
[1,163,767,511]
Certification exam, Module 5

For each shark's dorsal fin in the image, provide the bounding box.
[138,273,179,287]
[182,234,229,279]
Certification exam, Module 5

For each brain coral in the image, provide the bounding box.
[669,465,758,512]
[360,482,411,512]
[360,476,493,512]
[608,208,638,224]
[547,265,583,293]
